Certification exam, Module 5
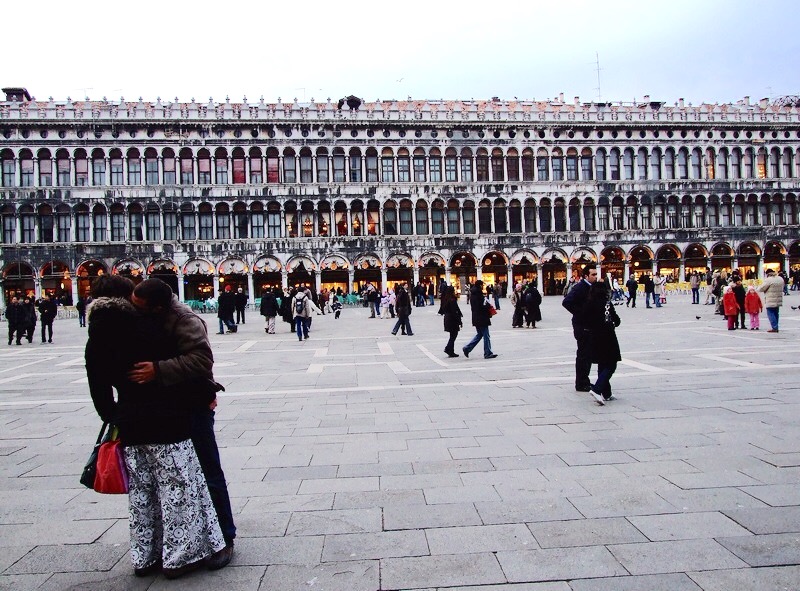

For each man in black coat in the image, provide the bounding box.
[643,274,655,308]
[259,288,279,334]
[234,288,248,324]
[4,296,24,345]
[216,285,237,334]
[562,263,598,392]
[462,280,497,359]
[37,293,58,343]
[625,276,639,308]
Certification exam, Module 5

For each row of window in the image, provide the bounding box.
[3,194,797,244]
[2,144,800,188]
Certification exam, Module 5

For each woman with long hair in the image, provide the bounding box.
[438,285,463,357]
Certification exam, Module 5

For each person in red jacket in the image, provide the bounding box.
[722,286,739,330]
[744,285,763,330]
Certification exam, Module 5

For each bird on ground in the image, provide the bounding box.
[695,316,702,320]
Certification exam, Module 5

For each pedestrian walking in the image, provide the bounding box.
[562,263,597,391]
[234,288,248,325]
[259,288,279,334]
[391,284,414,336]
[438,285,462,357]
[758,268,785,333]
[216,286,237,334]
[584,281,622,405]
[462,280,498,359]
[625,276,638,308]
[37,293,57,343]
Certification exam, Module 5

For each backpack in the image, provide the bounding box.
[295,296,305,315]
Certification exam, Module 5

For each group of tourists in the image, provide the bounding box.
[4,293,58,345]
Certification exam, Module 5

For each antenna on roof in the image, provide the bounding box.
[594,52,602,102]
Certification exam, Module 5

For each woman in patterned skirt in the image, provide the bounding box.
[85,275,226,579]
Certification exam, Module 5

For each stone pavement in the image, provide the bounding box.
[1,292,799,590]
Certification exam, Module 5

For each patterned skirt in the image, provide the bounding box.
[124,439,225,570]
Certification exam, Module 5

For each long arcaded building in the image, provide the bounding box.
[0,87,798,306]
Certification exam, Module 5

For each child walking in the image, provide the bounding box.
[722,286,739,331]
[744,285,763,330]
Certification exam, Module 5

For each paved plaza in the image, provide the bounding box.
[1,292,799,590]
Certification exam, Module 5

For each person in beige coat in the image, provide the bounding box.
[758,268,785,333]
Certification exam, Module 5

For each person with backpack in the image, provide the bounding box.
[292,287,312,341]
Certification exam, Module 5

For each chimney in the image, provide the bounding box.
[678,98,685,108]
[744,96,750,106]
[643,95,650,103]
[558,92,564,102]
[2,87,32,102]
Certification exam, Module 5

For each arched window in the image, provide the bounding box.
[705,148,716,179]
[381,148,394,182]
[333,148,346,183]
[580,148,593,180]
[213,203,229,239]
[431,200,445,234]
[128,203,144,241]
[266,147,280,183]
[317,200,331,236]
[351,200,364,236]
[566,148,578,181]
[266,201,281,238]
[445,148,458,182]
[583,198,596,231]
[367,199,380,235]
[491,148,504,181]
[334,200,348,235]
[462,200,476,234]
[37,204,54,243]
[667,196,679,228]
[447,199,461,234]
[383,200,397,235]
[285,200,298,237]
[664,148,675,179]
[595,148,606,181]
[56,203,71,242]
[316,148,329,183]
[366,148,379,182]
[20,149,34,187]
[284,148,297,183]
[770,147,780,178]
[233,202,248,239]
[637,148,648,180]
[461,148,473,182]
[412,148,425,182]
[179,148,193,184]
[509,199,522,233]
[1,149,15,187]
[783,148,794,178]
[348,148,361,183]
[198,202,213,239]
[731,148,742,179]
[162,148,176,184]
[694,196,707,228]
[681,195,692,227]
[691,148,702,179]
[399,199,413,235]
[299,201,314,237]
[597,197,610,230]
[250,201,265,238]
[163,201,178,240]
[144,147,159,185]
[524,199,537,232]
[476,149,489,182]
[56,149,71,186]
[397,149,410,182]
[146,202,161,241]
[506,148,519,181]
[553,197,567,232]
[551,148,564,181]
[180,203,195,240]
[478,200,492,233]
[677,148,689,179]
[650,148,661,180]
[214,148,229,184]
[612,196,624,230]
[197,149,211,184]
[640,195,652,229]
[493,199,507,233]
[415,199,429,235]
[539,197,552,232]
[522,148,534,181]
[717,148,728,180]
[622,148,634,180]
[37,149,53,186]
[97,204,111,242]
[609,148,620,180]
[568,198,581,231]
[248,147,262,184]
[744,148,755,178]
[299,148,313,183]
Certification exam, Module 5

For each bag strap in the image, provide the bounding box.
[95,422,109,445]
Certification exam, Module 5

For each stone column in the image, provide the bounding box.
[247,272,256,307]
[380,267,387,291]
[213,274,220,297]
[282,271,289,290]
[347,270,354,294]
[177,271,185,302]
[71,277,79,305]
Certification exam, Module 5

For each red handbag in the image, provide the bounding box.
[94,436,129,494]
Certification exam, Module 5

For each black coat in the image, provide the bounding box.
[19,302,36,329]
[562,279,592,328]
[524,287,542,322]
[395,289,411,317]
[260,292,279,316]
[37,299,57,323]
[469,285,492,327]
[85,297,192,446]
[583,294,622,364]
[234,291,248,311]
[439,299,463,332]
[4,302,24,328]
[217,291,236,317]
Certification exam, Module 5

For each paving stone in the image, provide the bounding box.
[475,498,582,525]
[423,484,501,504]
[627,511,752,541]
[723,505,800,534]
[740,483,800,506]
[384,502,482,530]
[297,476,379,494]
[260,561,378,591]
[569,573,702,591]
[716,532,800,567]
[657,486,770,512]
[336,462,413,477]
[496,546,625,582]
[567,490,677,518]
[234,535,324,565]
[321,530,429,562]
[608,538,748,575]
[380,473,464,490]
[5,544,127,574]
[426,524,537,554]
[438,584,570,591]
[687,565,800,591]
[381,553,506,590]
[663,470,763,489]
[528,517,647,548]
[286,508,382,535]
[333,489,425,510]
[0,574,54,591]
[556,451,636,466]
[264,465,338,481]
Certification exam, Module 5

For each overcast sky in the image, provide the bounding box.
[6,0,799,106]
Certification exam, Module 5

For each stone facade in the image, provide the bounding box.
[0,90,798,305]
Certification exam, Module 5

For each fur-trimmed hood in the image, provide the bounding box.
[87,296,137,320]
